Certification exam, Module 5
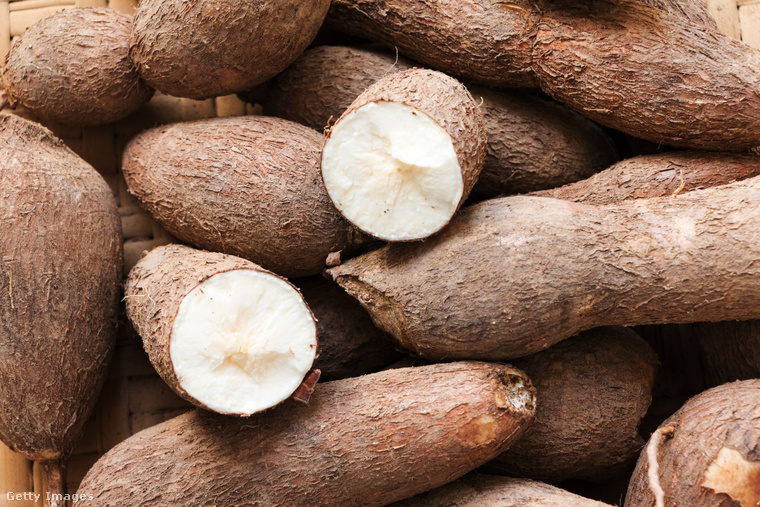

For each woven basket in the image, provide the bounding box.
[0,1,758,505]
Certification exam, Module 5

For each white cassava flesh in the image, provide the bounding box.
[125,245,318,416]
[321,69,487,242]
[171,271,317,415]
[322,101,463,241]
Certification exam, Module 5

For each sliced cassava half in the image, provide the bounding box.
[122,115,364,278]
[125,245,318,416]
[1,8,153,126]
[531,151,760,205]
[483,327,658,483]
[76,362,536,506]
[626,380,760,507]
[129,0,330,99]
[0,116,122,502]
[321,68,487,241]
[392,475,612,507]
[327,175,760,360]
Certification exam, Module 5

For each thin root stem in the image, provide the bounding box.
[647,425,675,507]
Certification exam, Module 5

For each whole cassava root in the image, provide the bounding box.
[129,0,330,99]
[122,115,363,278]
[392,475,612,507]
[321,68,487,241]
[1,8,153,126]
[0,116,122,501]
[325,0,540,88]
[483,327,658,482]
[295,276,402,380]
[530,151,760,205]
[327,176,760,361]
[249,45,617,199]
[75,362,536,506]
[125,245,318,416]
[625,380,760,507]
[533,0,760,150]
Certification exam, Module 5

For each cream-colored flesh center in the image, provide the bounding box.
[322,101,463,241]
[170,270,317,415]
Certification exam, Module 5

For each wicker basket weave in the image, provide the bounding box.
[0,1,758,505]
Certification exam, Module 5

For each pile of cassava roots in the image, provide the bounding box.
[2,0,760,505]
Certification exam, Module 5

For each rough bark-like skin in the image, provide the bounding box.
[469,85,618,198]
[638,0,718,28]
[122,116,363,278]
[326,68,487,231]
[533,0,760,150]
[258,45,415,131]
[327,176,760,360]
[0,116,122,463]
[325,0,540,88]
[1,8,153,126]
[129,0,331,99]
[76,362,537,507]
[692,321,760,387]
[124,244,314,415]
[295,276,401,381]
[391,475,612,506]
[483,327,658,482]
[626,380,760,507]
[531,152,760,205]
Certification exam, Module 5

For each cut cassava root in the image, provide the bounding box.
[1,8,153,125]
[626,380,760,507]
[321,68,486,241]
[122,115,364,278]
[0,116,122,502]
[125,245,317,416]
[129,0,331,99]
[75,362,536,506]
[327,176,760,361]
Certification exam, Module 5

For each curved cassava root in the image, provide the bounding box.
[321,68,486,242]
[125,245,318,416]
[122,115,363,278]
[75,362,536,506]
[392,474,613,507]
[0,116,122,499]
[625,380,760,507]
[129,0,330,99]
[327,175,760,361]
[1,8,153,126]
[530,151,760,205]
[328,0,760,150]
[483,327,658,483]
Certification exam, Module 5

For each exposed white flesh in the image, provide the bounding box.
[322,101,463,241]
[170,269,317,415]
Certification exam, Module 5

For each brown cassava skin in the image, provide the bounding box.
[1,8,153,126]
[325,0,540,88]
[258,45,415,131]
[326,68,487,232]
[122,116,363,278]
[468,85,617,198]
[76,362,536,506]
[327,176,760,361]
[625,380,760,507]
[392,475,612,507]
[483,327,658,482]
[692,321,760,387]
[637,0,718,28]
[124,244,315,415]
[295,276,401,381]
[533,0,760,150]
[530,151,760,205]
[0,117,122,488]
[129,0,330,99]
